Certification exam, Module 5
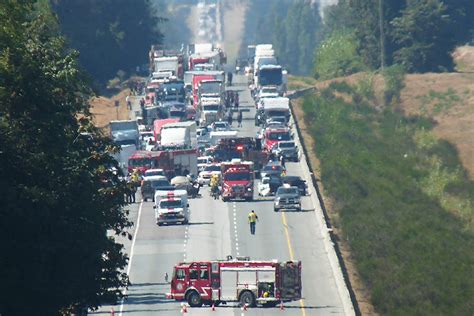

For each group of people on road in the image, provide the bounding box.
[126,169,140,203]
[226,110,243,127]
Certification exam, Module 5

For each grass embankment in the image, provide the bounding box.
[301,82,474,315]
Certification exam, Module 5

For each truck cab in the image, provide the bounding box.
[221,159,254,202]
[263,127,292,151]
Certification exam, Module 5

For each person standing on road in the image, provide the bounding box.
[280,155,286,168]
[227,111,233,126]
[237,110,243,127]
[248,210,259,235]
[126,93,132,110]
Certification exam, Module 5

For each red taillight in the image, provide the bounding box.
[236,145,244,151]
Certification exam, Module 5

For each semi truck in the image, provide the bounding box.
[167,257,302,308]
[160,121,197,150]
[109,120,139,147]
[220,159,254,201]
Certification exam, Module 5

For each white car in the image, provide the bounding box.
[144,168,165,179]
[197,156,214,172]
[257,177,272,197]
[211,121,231,132]
[197,164,221,185]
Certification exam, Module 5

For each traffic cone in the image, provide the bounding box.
[181,302,188,313]
[280,301,285,311]
[110,307,115,316]
[211,302,216,311]
[240,303,248,311]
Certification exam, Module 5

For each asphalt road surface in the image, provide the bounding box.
[93,75,354,315]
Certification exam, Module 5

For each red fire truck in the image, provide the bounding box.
[127,149,197,177]
[167,257,302,308]
[220,160,254,202]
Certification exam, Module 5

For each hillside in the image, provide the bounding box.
[290,46,474,315]
[292,47,474,179]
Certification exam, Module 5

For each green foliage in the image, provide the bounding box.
[243,0,322,75]
[382,64,405,106]
[391,0,452,72]
[301,86,474,315]
[418,88,462,115]
[51,0,163,84]
[322,0,474,73]
[0,1,131,314]
[313,31,367,80]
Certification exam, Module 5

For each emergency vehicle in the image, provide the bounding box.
[127,149,198,177]
[220,160,254,202]
[154,190,189,225]
[263,127,292,151]
[167,257,302,308]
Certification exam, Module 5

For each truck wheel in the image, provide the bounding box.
[222,197,229,202]
[246,196,253,202]
[239,291,256,307]
[187,291,202,307]
[274,208,278,212]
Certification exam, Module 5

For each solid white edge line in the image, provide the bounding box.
[291,111,355,315]
[118,201,144,316]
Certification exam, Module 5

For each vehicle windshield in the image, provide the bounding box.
[205,165,221,172]
[261,88,277,94]
[279,142,295,148]
[169,110,185,118]
[224,173,250,181]
[159,200,183,208]
[259,68,282,86]
[129,158,152,167]
[198,158,209,164]
[145,171,164,177]
[200,82,222,94]
[110,121,137,131]
[151,179,171,188]
[203,105,219,111]
[277,187,298,195]
[115,139,137,146]
[263,165,283,172]
[268,132,291,141]
[214,122,227,128]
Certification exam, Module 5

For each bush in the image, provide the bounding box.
[313,30,367,80]
[382,65,406,106]
[302,87,474,315]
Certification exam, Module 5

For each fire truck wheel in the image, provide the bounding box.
[222,197,229,202]
[239,290,256,307]
[186,291,203,307]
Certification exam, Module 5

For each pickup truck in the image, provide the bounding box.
[273,185,301,212]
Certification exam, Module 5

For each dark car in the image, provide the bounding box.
[141,176,173,201]
[282,176,307,195]
[268,175,283,195]
[272,141,298,161]
[274,186,301,212]
[260,163,286,178]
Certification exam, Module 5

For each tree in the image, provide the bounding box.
[391,0,470,72]
[0,1,131,314]
[314,31,367,79]
[51,0,163,84]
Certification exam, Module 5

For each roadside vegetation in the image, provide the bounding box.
[0,2,132,314]
[300,79,474,314]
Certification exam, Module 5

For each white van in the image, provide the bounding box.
[154,190,189,226]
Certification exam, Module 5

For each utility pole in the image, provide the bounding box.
[378,0,385,70]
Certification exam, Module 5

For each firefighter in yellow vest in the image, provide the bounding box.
[248,210,259,235]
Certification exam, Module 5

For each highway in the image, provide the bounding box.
[93,75,354,315]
